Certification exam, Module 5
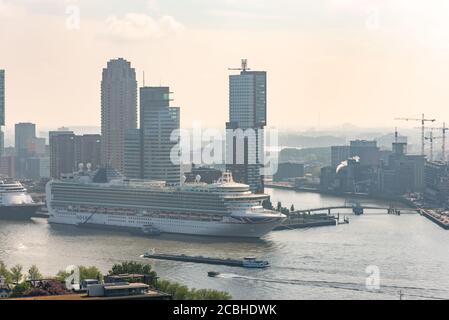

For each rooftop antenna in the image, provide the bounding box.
[229,59,251,72]
[395,127,398,143]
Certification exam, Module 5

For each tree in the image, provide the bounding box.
[190,288,232,300]
[10,264,23,284]
[28,265,43,281]
[290,204,295,212]
[55,270,70,282]
[0,260,12,283]
[155,279,231,300]
[109,261,156,279]
[79,266,103,281]
[10,282,31,298]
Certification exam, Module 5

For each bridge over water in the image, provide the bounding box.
[290,205,419,216]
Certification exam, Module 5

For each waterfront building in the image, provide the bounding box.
[49,131,75,179]
[424,161,449,206]
[378,142,425,195]
[273,163,305,182]
[184,165,223,184]
[139,87,180,184]
[349,140,381,167]
[124,129,142,179]
[331,146,350,168]
[75,134,101,170]
[50,131,101,179]
[226,59,266,193]
[0,155,15,178]
[101,58,137,173]
[26,157,50,180]
[14,123,36,178]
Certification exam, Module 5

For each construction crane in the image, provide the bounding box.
[395,114,436,156]
[424,131,438,162]
[229,59,251,72]
[431,122,448,162]
[417,126,441,161]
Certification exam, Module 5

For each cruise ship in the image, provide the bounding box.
[0,180,42,220]
[46,168,286,238]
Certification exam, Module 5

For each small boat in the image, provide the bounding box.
[242,257,269,268]
[142,225,161,236]
[208,271,220,277]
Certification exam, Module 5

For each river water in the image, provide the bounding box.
[1,188,449,300]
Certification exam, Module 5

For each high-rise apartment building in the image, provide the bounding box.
[124,129,142,179]
[50,131,101,179]
[15,122,36,178]
[139,87,180,184]
[101,58,137,173]
[226,60,266,193]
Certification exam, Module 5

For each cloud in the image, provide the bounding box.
[100,13,185,41]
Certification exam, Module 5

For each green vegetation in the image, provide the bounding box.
[1,260,232,300]
[108,261,230,299]
[156,279,231,300]
[109,261,156,279]
[28,265,43,280]
[56,265,103,282]
[10,264,23,284]
[0,261,13,283]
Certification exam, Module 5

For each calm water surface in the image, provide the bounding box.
[1,188,449,300]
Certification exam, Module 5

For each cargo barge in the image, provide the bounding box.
[141,251,269,268]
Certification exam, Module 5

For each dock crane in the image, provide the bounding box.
[229,59,251,72]
[395,114,436,156]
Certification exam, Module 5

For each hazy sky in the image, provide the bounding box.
[1,0,449,131]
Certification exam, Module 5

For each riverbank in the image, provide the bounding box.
[266,183,415,206]
[420,209,449,230]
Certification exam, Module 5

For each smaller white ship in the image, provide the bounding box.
[0,180,42,220]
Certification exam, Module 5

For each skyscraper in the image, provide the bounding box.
[49,130,75,179]
[139,87,180,184]
[124,128,142,179]
[0,70,5,156]
[101,58,137,173]
[50,131,102,179]
[15,122,36,178]
[226,60,267,193]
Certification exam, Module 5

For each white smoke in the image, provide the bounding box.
[336,156,360,173]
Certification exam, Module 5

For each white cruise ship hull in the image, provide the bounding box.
[47,209,282,238]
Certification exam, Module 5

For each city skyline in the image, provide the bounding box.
[2,1,449,130]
